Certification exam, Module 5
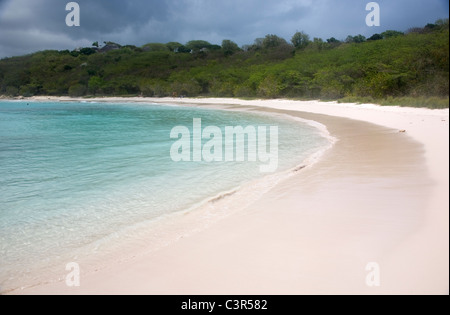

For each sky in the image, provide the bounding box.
[0,0,448,58]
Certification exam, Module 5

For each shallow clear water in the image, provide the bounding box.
[0,101,328,292]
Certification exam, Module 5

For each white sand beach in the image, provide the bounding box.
[15,97,449,295]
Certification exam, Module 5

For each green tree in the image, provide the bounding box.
[254,38,264,49]
[68,84,87,97]
[185,40,212,51]
[5,86,19,96]
[354,35,366,43]
[88,76,103,95]
[326,37,341,48]
[258,75,282,98]
[346,35,366,43]
[368,34,383,41]
[166,42,183,52]
[435,18,449,30]
[291,31,310,49]
[263,34,289,49]
[142,43,169,52]
[79,48,97,55]
[327,37,340,43]
[381,30,404,38]
[176,45,191,53]
[311,38,325,50]
[222,40,240,56]
[19,84,38,97]
[425,23,438,31]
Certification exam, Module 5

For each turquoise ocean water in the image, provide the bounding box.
[0,101,329,292]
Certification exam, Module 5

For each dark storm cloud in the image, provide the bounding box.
[0,0,169,37]
[0,0,171,56]
[0,0,448,58]
[166,0,314,44]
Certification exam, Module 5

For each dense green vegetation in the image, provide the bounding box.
[0,20,448,108]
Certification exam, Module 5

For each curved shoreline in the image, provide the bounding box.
[1,100,334,294]
[10,97,450,295]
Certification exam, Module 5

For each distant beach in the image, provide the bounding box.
[8,96,450,295]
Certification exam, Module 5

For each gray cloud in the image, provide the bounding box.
[0,0,448,58]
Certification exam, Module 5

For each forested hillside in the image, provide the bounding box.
[0,20,448,108]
